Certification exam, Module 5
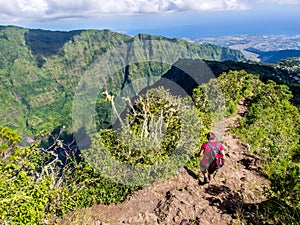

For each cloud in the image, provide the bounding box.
[182,0,252,11]
[258,0,300,4]
[0,0,299,23]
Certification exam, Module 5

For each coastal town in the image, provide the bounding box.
[186,35,300,84]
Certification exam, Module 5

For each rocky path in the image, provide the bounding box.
[61,100,270,225]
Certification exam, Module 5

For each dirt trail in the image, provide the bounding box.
[62,100,270,225]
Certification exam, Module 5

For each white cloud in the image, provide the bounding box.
[182,0,251,11]
[19,0,48,13]
[0,0,299,23]
[258,0,300,4]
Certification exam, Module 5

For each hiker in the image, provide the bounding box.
[195,132,225,184]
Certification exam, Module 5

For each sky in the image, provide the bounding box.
[0,0,299,38]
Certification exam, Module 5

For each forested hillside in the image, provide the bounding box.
[0,26,245,137]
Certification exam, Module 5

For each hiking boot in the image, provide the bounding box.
[204,176,209,184]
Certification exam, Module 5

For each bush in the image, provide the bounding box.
[86,87,201,186]
[0,127,137,224]
[230,76,300,223]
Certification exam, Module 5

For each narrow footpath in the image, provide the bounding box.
[61,100,270,225]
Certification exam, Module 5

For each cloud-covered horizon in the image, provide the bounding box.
[0,0,299,23]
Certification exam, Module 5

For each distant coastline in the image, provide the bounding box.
[184,34,300,62]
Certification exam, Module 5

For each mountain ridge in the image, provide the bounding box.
[0,25,245,136]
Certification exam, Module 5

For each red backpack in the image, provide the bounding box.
[207,142,225,169]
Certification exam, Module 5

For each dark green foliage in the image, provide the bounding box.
[275,57,300,104]
[152,59,214,97]
[206,60,300,105]
[25,29,83,58]
[277,57,300,73]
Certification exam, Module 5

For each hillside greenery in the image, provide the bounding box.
[192,70,299,224]
[231,78,300,224]
[205,60,300,105]
[0,26,299,224]
[1,69,299,224]
[0,26,245,137]
[1,26,298,138]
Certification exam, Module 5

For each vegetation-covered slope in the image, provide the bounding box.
[0,70,299,224]
[0,26,299,224]
[0,26,245,136]
[204,59,300,105]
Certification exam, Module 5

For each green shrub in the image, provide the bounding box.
[87,87,201,186]
[231,77,300,223]
[0,127,137,224]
